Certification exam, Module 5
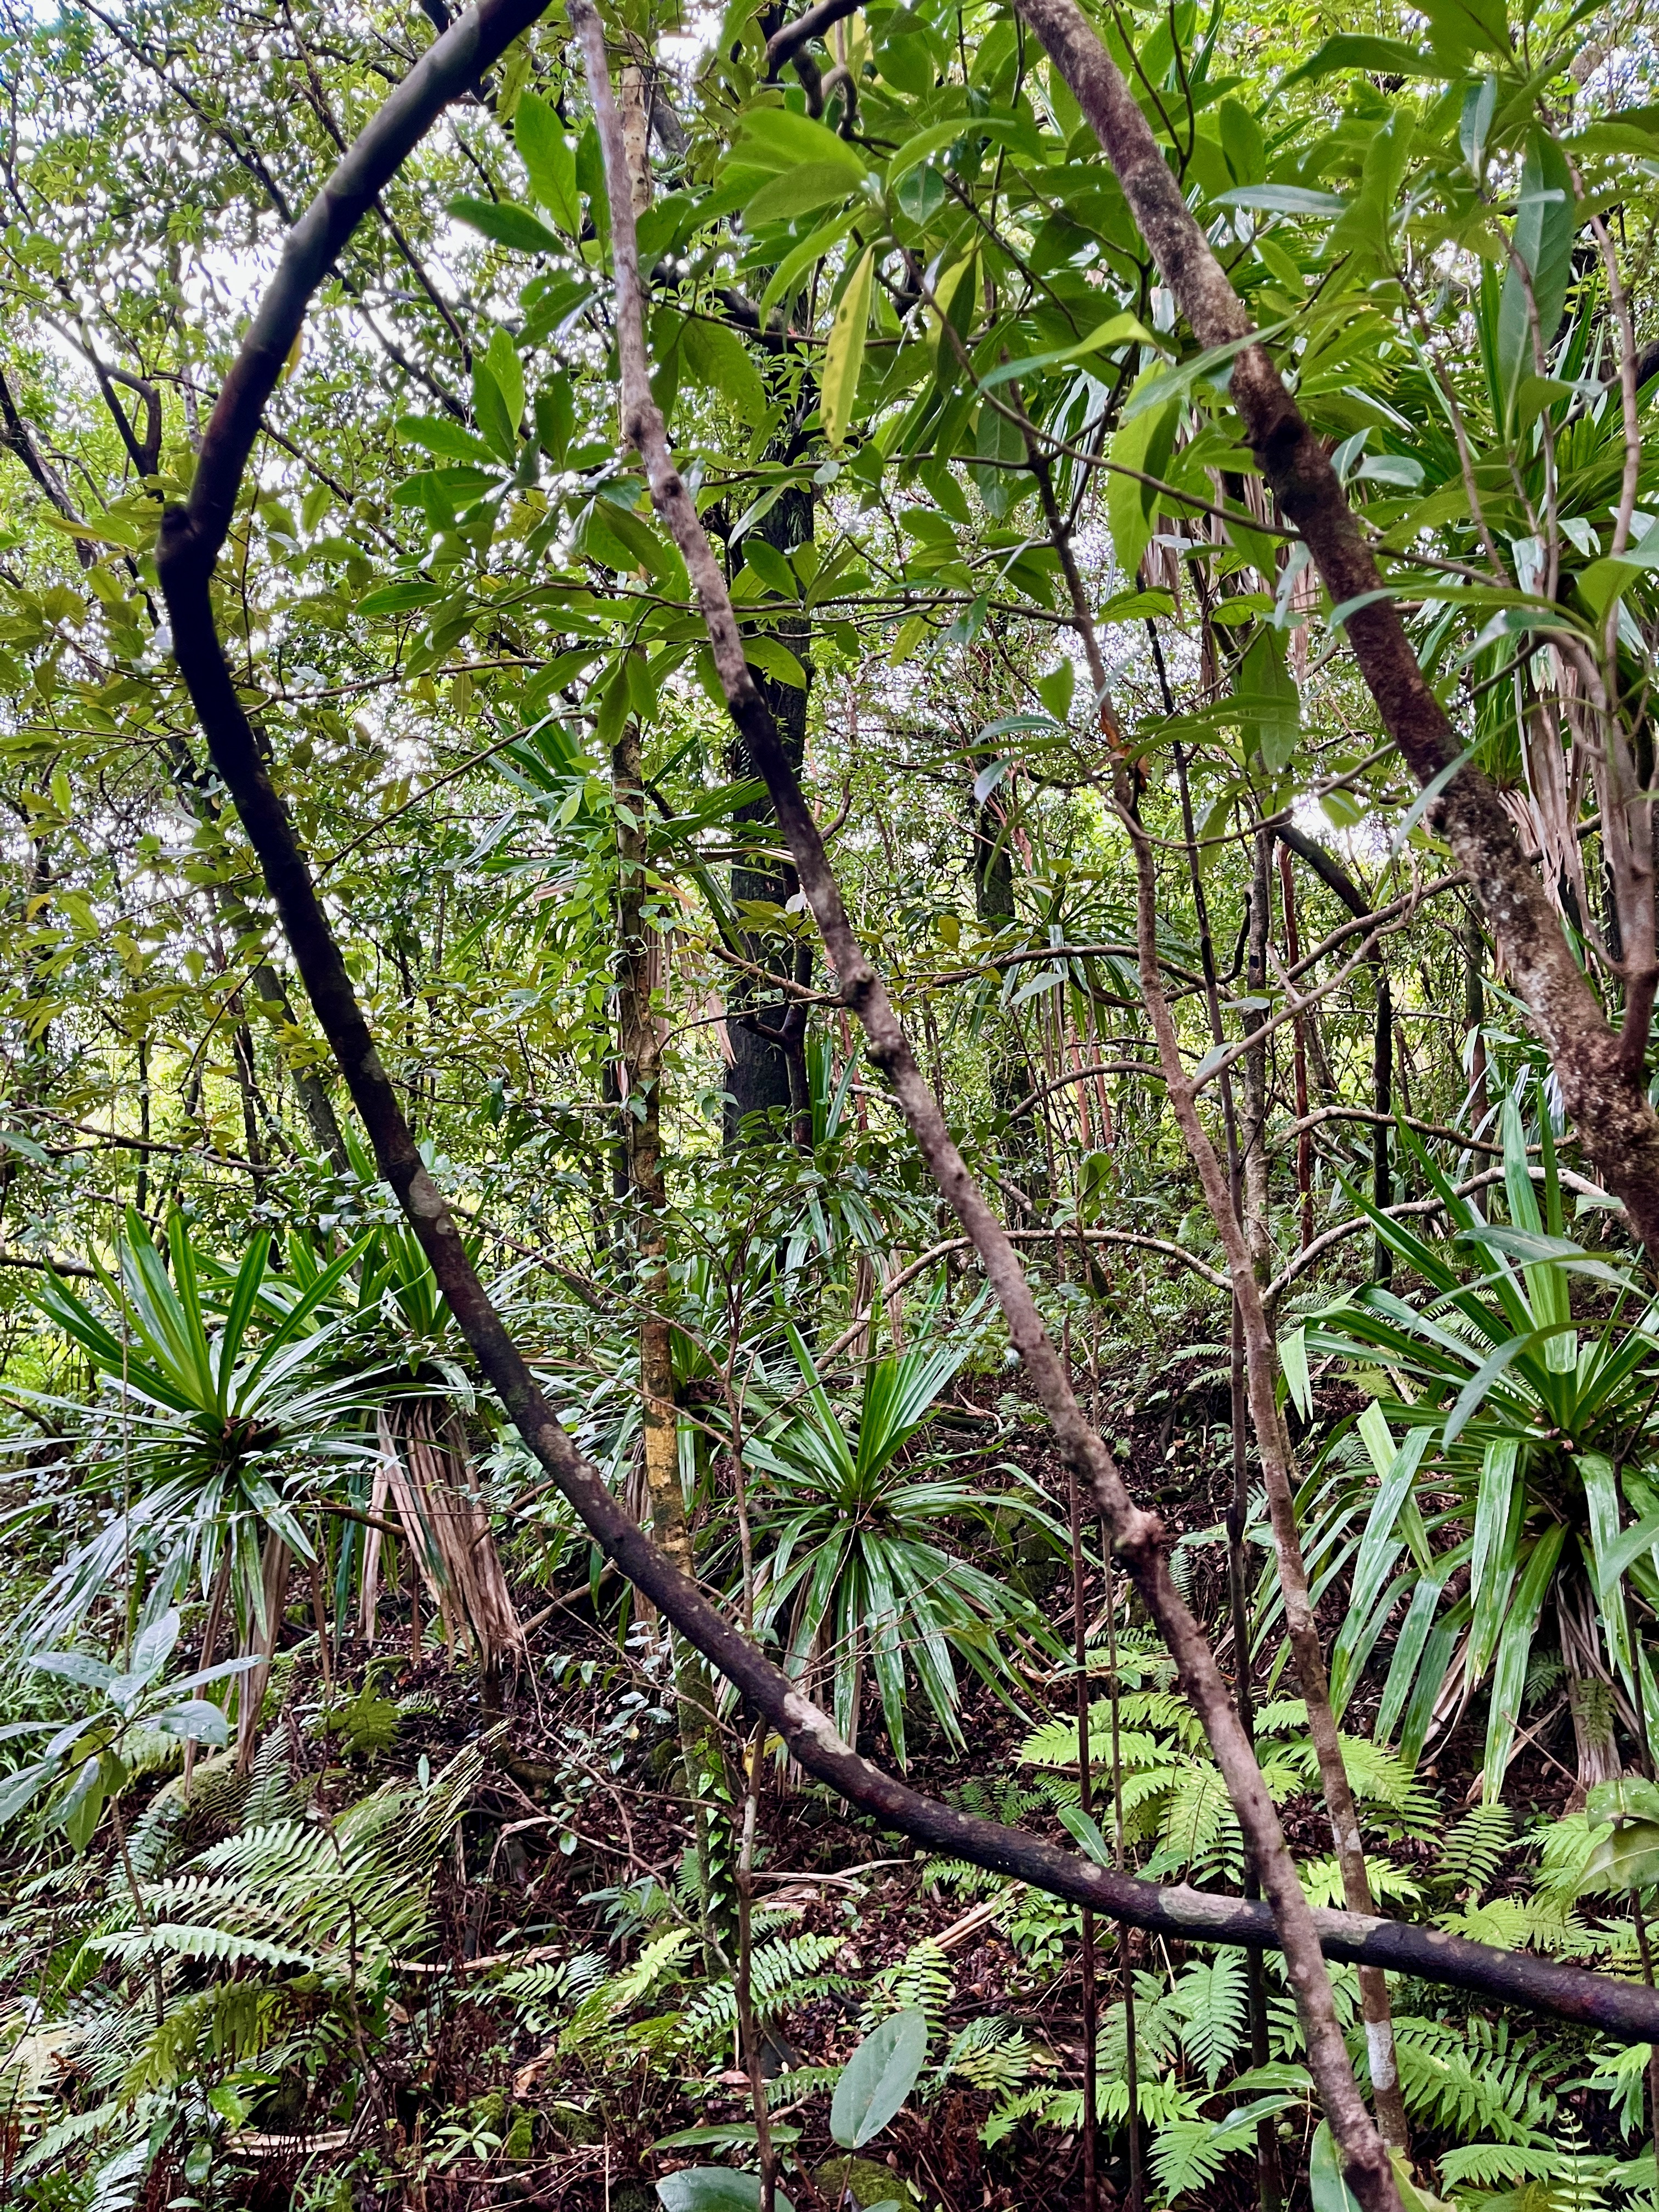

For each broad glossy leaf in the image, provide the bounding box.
[398,414,496,466]
[1583,1810,1659,1893]
[448,196,562,256]
[0,1759,57,1825]
[1420,0,1511,65]
[1283,35,1443,83]
[657,2172,793,2212]
[681,318,766,428]
[515,92,579,234]
[1309,2121,1362,2212]
[1107,368,1180,580]
[830,2008,929,2148]
[1495,136,1576,429]
[126,1607,180,1689]
[30,1649,118,1691]
[737,106,867,183]
[743,164,860,227]
[155,1700,230,1747]
[486,328,526,433]
[474,356,517,464]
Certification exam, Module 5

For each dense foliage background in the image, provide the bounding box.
[2,0,1659,2204]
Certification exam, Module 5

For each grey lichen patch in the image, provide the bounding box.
[781,1689,854,1759]
[407,1170,449,1222]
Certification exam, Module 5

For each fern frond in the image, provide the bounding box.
[1389,2014,1557,2142]
[83,1922,317,1972]
[944,2016,1033,2096]
[1435,1895,1594,1958]
[1435,1802,1516,1897]
[1170,1951,1248,2089]
[861,1938,953,2032]
[1436,2141,1568,2188]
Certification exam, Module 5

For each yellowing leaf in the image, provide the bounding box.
[821,246,873,452]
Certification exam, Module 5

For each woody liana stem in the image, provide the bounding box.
[145,0,1659,2126]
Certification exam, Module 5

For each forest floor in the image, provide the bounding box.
[170,1335,1583,2212]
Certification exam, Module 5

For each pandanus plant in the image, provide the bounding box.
[223,1201,524,1672]
[19,1210,373,1754]
[1294,1101,1659,1797]
[741,1308,1062,1765]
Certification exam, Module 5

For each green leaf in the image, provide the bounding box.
[1310,2121,1362,2212]
[397,415,496,465]
[473,355,518,464]
[1496,135,1576,428]
[757,207,859,321]
[0,1760,56,1825]
[1420,0,1512,66]
[653,2127,801,2151]
[448,196,563,256]
[1325,109,1415,268]
[58,1752,105,1854]
[831,2009,929,2148]
[1283,35,1445,84]
[742,539,800,600]
[1588,1776,1659,1829]
[1280,1324,1312,1420]
[1594,1504,1659,1598]
[515,91,580,234]
[1235,628,1300,773]
[1058,1802,1113,1864]
[885,115,1035,188]
[1035,659,1074,723]
[977,312,1155,391]
[1481,1522,1567,1797]
[486,328,526,436]
[743,636,808,688]
[1107,366,1180,581]
[657,2175,793,2212]
[822,246,874,452]
[681,318,767,429]
[30,1649,118,1691]
[154,1700,229,1747]
[126,1608,180,1688]
[738,106,868,184]
[358,578,445,616]
[1215,184,1347,216]
[1585,1820,1659,1892]
[1442,1326,1574,1447]
[743,163,860,227]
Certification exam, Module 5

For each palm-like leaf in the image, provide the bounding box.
[21,1212,382,1647]
[740,1321,1060,1763]
[1297,1103,1659,1792]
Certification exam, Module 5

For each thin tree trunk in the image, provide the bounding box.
[565,24,1400,2198]
[1464,907,1489,1127]
[1279,845,1313,1253]
[1068,1463,1101,2212]
[236,1534,290,1772]
[1240,829,1273,1273]
[1125,805,1410,2149]
[614,718,715,1923]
